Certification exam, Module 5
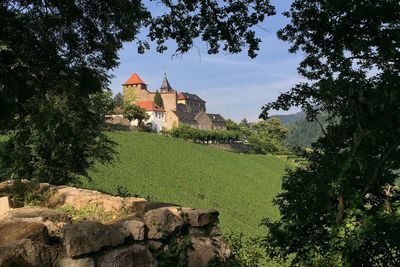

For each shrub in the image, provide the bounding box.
[168,125,241,144]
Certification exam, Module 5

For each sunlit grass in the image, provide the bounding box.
[82,131,289,237]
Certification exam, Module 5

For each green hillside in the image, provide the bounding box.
[82,131,288,237]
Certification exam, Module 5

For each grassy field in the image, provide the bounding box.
[82,131,289,237]
[0,132,288,237]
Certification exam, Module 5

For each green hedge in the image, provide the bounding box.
[165,125,241,144]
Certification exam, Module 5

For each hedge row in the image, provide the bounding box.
[164,125,241,144]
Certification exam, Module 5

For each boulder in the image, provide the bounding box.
[99,244,157,267]
[128,200,178,215]
[64,221,129,257]
[144,207,184,239]
[0,207,71,237]
[0,238,60,267]
[35,182,52,193]
[0,196,12,216]
[47,186,147,212]
[0,180,14,193]
[179,208,219,227]
[0,221,49,246]
[55,257,95,267]
[188,236,231,267]
[117,219,145,240]
[0,206,71,222]
[189,225,221,237]
[0,179,30,195]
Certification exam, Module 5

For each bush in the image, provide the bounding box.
[226,232,268,267]
[167,125,241,144]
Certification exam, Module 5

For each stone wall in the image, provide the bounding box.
[0,181,230,267]
[123,84,153,104]
[204,144,251,153]
[160,92,178,112]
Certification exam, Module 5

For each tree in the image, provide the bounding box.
[225,119,240,131]
[247,119,288,154]
[0,0,275,183]
[123,104,149,128]
[239,118,250,128]
[154,90,164,108]
[261,1,400,266]
[113,93,124,108]
[1,90,116,184]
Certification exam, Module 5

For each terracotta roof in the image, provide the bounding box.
[136,101,165,112]
[177,92,205,102]
[123,73,146,85]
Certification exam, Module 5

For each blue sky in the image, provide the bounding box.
[109,0,303,122]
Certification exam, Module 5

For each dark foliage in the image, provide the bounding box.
[154,90,164,108]
[113,93,124,108]
[261,0,400,266]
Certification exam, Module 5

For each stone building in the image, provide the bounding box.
[123,73,227,131]
[177,92,206,113]
[195,112,227,130]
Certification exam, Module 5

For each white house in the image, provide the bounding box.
[132,101,165,133]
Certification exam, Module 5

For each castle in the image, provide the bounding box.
[123,73,226,132]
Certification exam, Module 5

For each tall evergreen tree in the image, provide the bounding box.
[261,1,400,266]
[154,90,164,108]
[113,93,124,108]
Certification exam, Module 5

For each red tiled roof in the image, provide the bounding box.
[136,101,165,112]
[123,73,146,85]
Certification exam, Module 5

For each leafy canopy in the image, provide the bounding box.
[0,0,275,183]
[123,104,150,125]
[261,0,400,266]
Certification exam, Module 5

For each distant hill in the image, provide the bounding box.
[285,116,326,148]
[273,112,327,148]
[272,112,306,125]
[77,131,290,237]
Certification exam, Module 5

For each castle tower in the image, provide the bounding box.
[160,74,174,93]
[123,73,150,104]
[159,74,177,112]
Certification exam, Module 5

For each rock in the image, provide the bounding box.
[0,196,12,216]
[0,238,60,267]
[129,201,178,215]
[63,221,129,257]
[144,207,184,239]
[188,236,231,267]
[35,182,52,192]
[47,186,147,212]
[55,257,95,267]
[0,179,30,194]
[0,221,49,246]
[0,207,71,237]
[99,244,157,267]
[0,206,71,222]
[118,219,145,240]
[179,208,219,227]
[0,180,14,193]
[189,225,221,237]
